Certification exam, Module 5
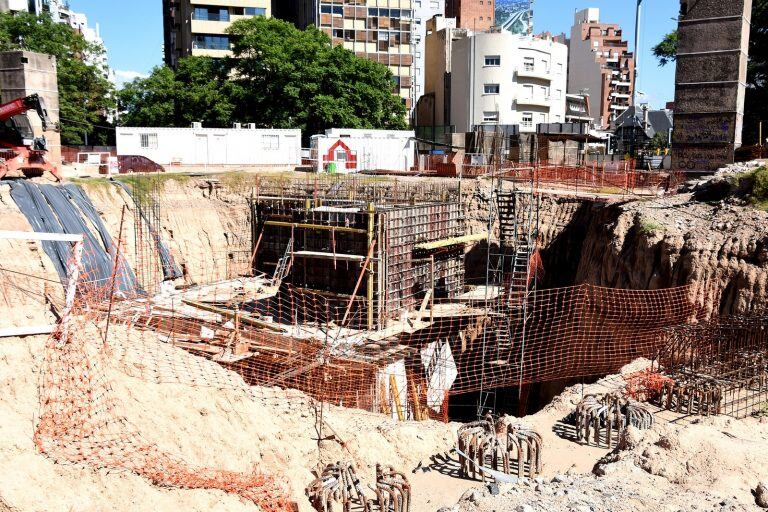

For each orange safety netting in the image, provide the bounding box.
[32,244,295,511]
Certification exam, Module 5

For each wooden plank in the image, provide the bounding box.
[181,299,286,333]
[0,231,83,242]
[414,232,488,251]
[264,220,367,234]
[390,374,405,421]
[291,250,365,262]
[0,325,56,337]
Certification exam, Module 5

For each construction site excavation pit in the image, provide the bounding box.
[5,168,768,512]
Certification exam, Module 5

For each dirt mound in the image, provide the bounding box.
[0,326,458,511]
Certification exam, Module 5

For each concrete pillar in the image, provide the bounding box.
[671,0,752,173]
[0,51,62,167]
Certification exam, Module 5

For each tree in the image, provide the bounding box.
[226,17,407,136]
[0,12,115,145]
[652,31,678,67]
[118,57,239,128]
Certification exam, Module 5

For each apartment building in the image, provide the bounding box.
[413,0,446,104]
[445,0,494,31]
[278,1,417,110]
[566,8,634,129]
[448,30,567,133]
[1,0,113,79]
[162,0,270,68]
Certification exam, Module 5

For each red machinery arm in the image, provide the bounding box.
[0,94,52,130]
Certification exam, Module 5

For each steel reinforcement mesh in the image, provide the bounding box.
[1,175,703,506]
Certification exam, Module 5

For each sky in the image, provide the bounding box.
[70,0,678,108]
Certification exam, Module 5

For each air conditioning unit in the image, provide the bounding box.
[233,123,242,129]
[246,123,257,129]
[191,122,203,129]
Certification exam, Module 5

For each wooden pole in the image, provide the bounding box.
[366,202,375,330]
[104,205,127,343]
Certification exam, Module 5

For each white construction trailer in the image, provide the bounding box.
[116,124,302,168]
[310,128,416,174]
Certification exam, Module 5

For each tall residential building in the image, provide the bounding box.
[0,0,113,80]
[162,0,271,68]
[412,1,445,105]
[445,0,495,31]
[449,30,567,133]
[566,8,634,129]
[277,1,416,109]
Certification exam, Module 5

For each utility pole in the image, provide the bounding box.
[632,0,643,108]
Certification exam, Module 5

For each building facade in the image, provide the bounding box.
[449,30,568,133]
[566,8,634,129]
[412,0,445,105]
[445,0,494,31]
[419,16,465,131]
[278,1,417,110]
[162,0,271,68]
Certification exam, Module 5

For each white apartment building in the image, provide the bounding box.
[450,30,568,133]
[412,0,446,104]
[0,0,114,81]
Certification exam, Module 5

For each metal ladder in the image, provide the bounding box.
[271,237,293,287]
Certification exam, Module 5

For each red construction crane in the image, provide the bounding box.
[0,94,60,182]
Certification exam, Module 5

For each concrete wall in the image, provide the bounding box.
[450,31,567,132]
[116,126,301,166]
[671,0,752,173]
[0,51,62,167]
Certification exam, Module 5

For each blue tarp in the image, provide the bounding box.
[9,181,141,297]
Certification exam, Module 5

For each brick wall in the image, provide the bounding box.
[446,0,494,31]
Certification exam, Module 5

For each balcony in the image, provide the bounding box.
[610,104,629,111]
[516,66,552,81]
[611,92,631,99]
[611,80,631,87]
[517,96,550,107]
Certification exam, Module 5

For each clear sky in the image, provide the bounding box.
[70,0,678,108]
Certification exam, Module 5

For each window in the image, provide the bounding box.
[557,62,564,74]
[192,6,229,22]
[139,133,158,149]
[554,89,562,99]
[523,57,534,72]
[484,55,501,67]
[192,34,230,50]
[483,111,499,123]
[521,113,533,128]
[262,135,279,150]
[540,86,549,98]
[322,5,343,15]
[542,59,549,72]
[244,7,266,16]
[523,84,533,99]
[484,83,500,94]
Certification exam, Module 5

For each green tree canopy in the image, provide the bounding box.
[226,17,407,135]
[0,12,115,145]
[118,57,239,128]
[652,31,678,67]
[118,17,408,137]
